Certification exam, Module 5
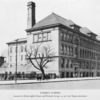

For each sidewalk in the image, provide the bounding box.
[0,77,100,85]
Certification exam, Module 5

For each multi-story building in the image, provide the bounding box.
[7,38,27,73]
[26,1,100,78]
[7,1,100,78]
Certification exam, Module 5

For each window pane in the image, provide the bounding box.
[21,46,23,52]
[61,72,65,78]
[64,45,66,54]
[65,59,68,68]
[10,47,12,53]
[43,33,47,41]
[33,34,38,42]
[48,32,51,40]
[67,46,69,55]
[64,33,66,41]
[60,44,64,54]
[38,33,42,41]
[60,32,63,40]
[61,58,64,68]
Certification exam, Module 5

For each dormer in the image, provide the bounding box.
[87,32,97,40]
[70,24,81,32]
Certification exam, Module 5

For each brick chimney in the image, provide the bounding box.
[27,1,36,29]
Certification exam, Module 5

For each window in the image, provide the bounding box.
[61,44,64,54]
[60,72,65,78]
[70,72,73,77]
[43,33,48,41]
[10,47,12,53]
[48,32,51,40]
[75,47,78,56]
[69,46,71,56]
[21,55,23,61]
[25,45,27,52]
[69,35,73,43]
[38,33,42,41]
[81,62,83,69]
[67,46,69,56]
[64,45,66,54]
[60,32,63,40]
[69,60,72,68]
[10,64,12,67]
[33,34,38,42]
[65,46,68,55]
[65,59,68,68]
[61,58,64,68]
[60,30,73,42]
[66,72,69,77]
[33,32,51,43]
[74,37,79,45]
[70,47,73,56]
[21,46,23,52]
[66,34,69,41]
[64,33,66,41]
[85,62,88,69]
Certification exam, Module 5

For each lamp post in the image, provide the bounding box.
[15,39,18,84]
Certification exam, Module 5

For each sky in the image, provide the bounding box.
[0,0,100,56]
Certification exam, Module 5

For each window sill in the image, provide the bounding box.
[33,40,52,43]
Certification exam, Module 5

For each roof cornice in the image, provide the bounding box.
[25,23,61,32]
[7,40,27,45]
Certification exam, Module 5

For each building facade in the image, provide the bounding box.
[7,1,100,78]
[7,38,27,73]
[0,56,5,66]
[59,25,100,78]
[26,1,100,78]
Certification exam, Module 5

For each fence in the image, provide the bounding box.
[0,72,57,81]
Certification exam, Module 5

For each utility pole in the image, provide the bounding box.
[15,39,18,84]
[96,55,97,77]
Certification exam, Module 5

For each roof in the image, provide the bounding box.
[26,12,75,31]
[7,38,27,44]
[26,12,99,41]
[80,27,97,37]
[26,12,97,35]
[80,27,92,34]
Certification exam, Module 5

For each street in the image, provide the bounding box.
[0,77,100,89]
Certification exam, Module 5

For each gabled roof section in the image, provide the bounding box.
[7,38,27,45]
[28,12,75,31]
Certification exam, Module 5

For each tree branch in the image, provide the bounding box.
[28,58,41,71]
[25,45,55,78]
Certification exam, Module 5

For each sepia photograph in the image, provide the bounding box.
[0,0,100,99]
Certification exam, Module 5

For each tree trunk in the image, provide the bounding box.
[40,67,46,80]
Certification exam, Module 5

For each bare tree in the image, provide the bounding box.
[25,45,55,79]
